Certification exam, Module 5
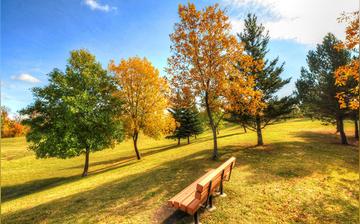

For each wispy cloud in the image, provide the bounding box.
[223,0,357,45]
[84,0,117,12]
[11,73,41,83]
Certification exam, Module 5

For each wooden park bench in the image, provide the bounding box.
[168,157,236,224]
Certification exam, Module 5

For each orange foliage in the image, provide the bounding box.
[109,57,174,139]
[335,11,359,110]
[167,3,264,116]
[1,109,28,138]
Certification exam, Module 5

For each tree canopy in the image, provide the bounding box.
[236,13,295,145]
[109,57,173,160]
[168,107,203,144]
[167,3,261,159]
[295,33,351,144]
[1,106,28,138]
[21,49,124,176]
[334,11,359,110]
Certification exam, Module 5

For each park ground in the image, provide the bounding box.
[1,118,359,223]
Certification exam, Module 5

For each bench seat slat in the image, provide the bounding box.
[168,157,236,217]
[168,169,215,209]
[169,179,202,207]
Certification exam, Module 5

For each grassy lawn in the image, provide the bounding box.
[1,119,358,223]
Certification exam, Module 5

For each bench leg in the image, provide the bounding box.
[219,180,227,197]
[194,211,200,224]
[206,195,216,211]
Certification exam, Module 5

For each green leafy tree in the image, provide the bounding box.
[21,49,124,177]
[237,14,295,145]
[168,107,203,144]
[295,33,351,144]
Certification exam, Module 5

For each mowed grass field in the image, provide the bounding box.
[1,119,358,223]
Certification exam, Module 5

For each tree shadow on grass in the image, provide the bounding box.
[1,159,138,203]
[216,130,358,185]
[2,143,182,203]
[293,194,359,223]
[217,132,246,140]
[294,130,359,147]
[2,149,230,224]
[66,143,180,170]
[2,176,80,203]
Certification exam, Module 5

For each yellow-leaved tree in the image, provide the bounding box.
[335,11,359,110]
[110,57,175,160]
[167,3,263,159]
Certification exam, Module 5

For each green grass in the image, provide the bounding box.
[1,119,358,223]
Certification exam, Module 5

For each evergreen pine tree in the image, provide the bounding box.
[237,14,295,145]
[167,108,203,144]
[295,33,351,144]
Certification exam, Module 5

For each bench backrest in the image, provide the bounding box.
[194,157,236,202]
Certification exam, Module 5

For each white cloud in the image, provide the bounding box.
[84,0,117,12]
[223,0,358,45]
[11,73,41,83]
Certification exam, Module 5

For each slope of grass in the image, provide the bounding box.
[1,119,358,223]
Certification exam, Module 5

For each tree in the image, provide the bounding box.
[168,107,203,144]
[21,49,123,177]
[186,108,204,140]
[1,106,13,138]
[334,11,359,140]
[334,11,359,110]
[109,57,172,160]
[1,106,28,138]
[236,14,295,146]
[167,3,260,159]
[295,33,351,145]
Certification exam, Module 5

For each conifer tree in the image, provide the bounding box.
[236,14,295,145]
[295,33,351,144]
[168,107,203,144]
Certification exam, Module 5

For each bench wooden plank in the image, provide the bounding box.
[169,177,204,207]
[187,198,203,215]
[195,175,222,200]
[180,192,198,211]
[168,156,237,219]
[196,157,236,192]
[172,184,197,208]
[168,169,215,208]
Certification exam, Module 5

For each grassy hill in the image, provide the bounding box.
[1,119,358,223]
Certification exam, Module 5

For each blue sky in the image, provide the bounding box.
[1,0,357,116]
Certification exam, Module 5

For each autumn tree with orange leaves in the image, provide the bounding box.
[334,11,359,110]
[110,57,174,160]
[1,106,28,138]
[167,3,263,159]
[334,11,359,139]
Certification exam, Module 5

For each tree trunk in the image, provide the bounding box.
[337,116,348,145]
[211,126,218,159]
[242,123,247,133]
[194,135,197,139]
[256,115,263,146]
[205,93,218,160]
[354,119,359,140]
[187,136,190,144]
[177,137,180,145]
[82,147,90,177]
[133,131,141,160]
[336,120,340,133]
